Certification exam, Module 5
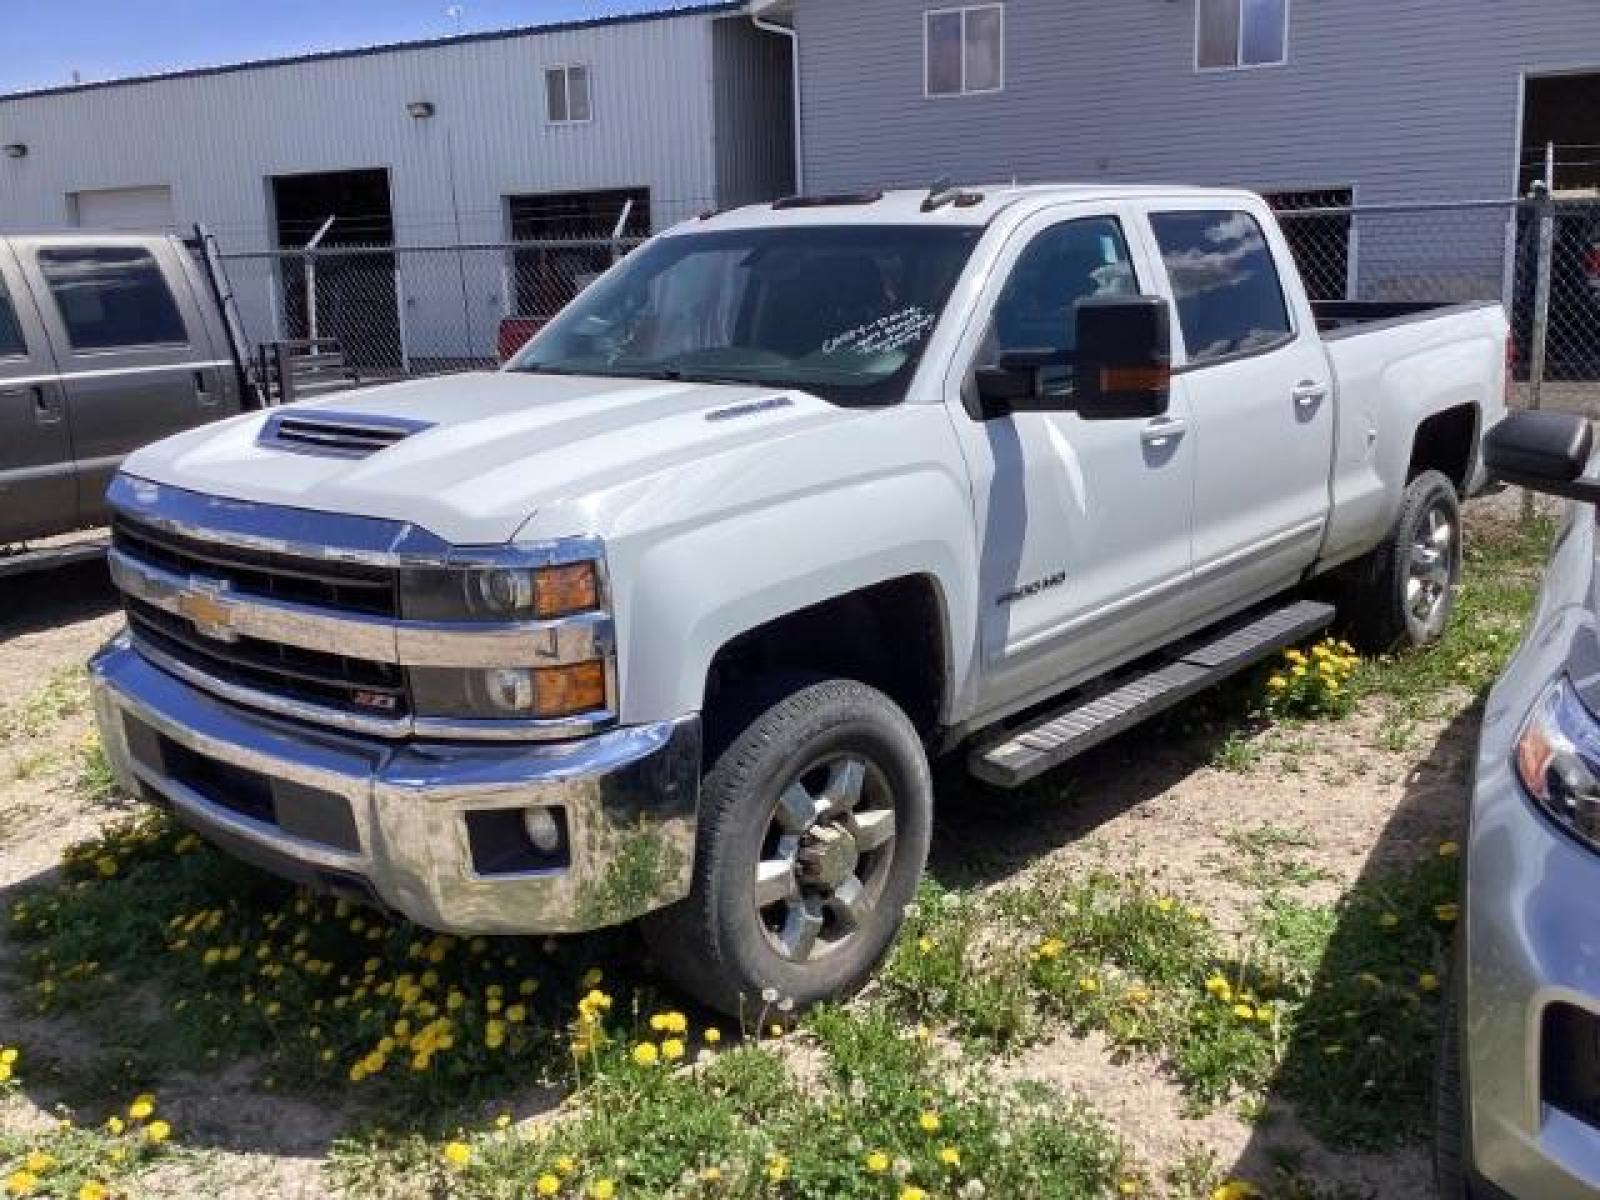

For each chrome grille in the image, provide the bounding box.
[111,513,397,617]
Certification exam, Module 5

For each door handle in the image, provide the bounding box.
[1293,381,1329,409]
[1140,416,1188,447]
[2,385,60,425]
[194,370,218,407]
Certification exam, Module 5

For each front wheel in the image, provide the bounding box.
[641,676,933,1019]
[1338,469,1463,653]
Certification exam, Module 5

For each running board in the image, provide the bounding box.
[969,599,1336,788]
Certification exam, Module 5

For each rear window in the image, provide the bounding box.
[1149,210,1293,363]
[0,277,25,358]
[37,246,187,351]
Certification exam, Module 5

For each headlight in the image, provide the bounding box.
[1515,677,1600,847]
[410,662,608,721]
[401,560,601,622]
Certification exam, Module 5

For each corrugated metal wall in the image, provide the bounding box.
[793,0,1600,206]
[712,18,796,208]
[0,10,725,253]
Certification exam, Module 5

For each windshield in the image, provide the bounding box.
[509,224,984,405]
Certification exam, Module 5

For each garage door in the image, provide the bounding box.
[71,186,175,232]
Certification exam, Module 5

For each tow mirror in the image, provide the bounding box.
[974,296,1171,420]
[1484,410,1599,502]
[1071,295,1171,421]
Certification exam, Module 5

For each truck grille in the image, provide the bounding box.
[111,512,408,723]
[112,514,397,617]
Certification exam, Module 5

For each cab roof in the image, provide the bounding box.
[683,184,1266,233]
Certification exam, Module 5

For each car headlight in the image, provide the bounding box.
[409,662,608,721]
[400,560,601,622]
[398,546,610,724]
[1515,677,1600,847]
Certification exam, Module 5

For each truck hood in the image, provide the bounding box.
[122,372,858,544]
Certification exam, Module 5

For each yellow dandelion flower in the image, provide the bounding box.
[703,1026,722,1045]
[1435,902,1460,923]
[632,1042,659,1067]
[78,1183,110,1200]
[536,1173,561,1196]
[556,1157,577,1176]
[5,1171,39,1198]
[1232,1003,1255,1020]
[1419,973,1441,993]
[1438,841,1461,859]
[901,1188,927,1200]
[591,1181,616,1200]
[938,1145,961,1167]
[866,1150,891,1173]
[767,1154,790,1182]
[128,1099,154,1121]
[105,1116,125,1135]
[442,1141,472,1169]
[21,1155,53,1175]
[661,1038,685,1062]
[918,1110,941,1133]
[700,1166,722,1182]
[1378,912,1400,929]
[145,1120,172,1144]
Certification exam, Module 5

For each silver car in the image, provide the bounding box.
[1440,408,1600,1199]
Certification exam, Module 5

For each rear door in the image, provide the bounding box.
[1140,202,1335,626]
[15,237,224,526]
[0,242,74,544]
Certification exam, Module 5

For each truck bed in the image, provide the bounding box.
[1312,299,1499,338]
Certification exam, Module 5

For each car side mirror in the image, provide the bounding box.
[973,296,1171,421]
[1071,295,1172,421]
[1484,410,1599,502]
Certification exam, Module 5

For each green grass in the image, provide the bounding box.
[1218,825,1329,892]
[0,666,91,742]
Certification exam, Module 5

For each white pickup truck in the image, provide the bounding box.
[89,184,1509,1015]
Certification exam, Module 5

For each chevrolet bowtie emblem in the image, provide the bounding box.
[177,579,239,642]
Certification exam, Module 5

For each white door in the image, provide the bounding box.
[1141,204,1335,625]
[71,186,175,233]
[945,206,1197,716]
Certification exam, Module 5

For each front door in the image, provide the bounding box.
[14,237,216,526]
[1142,204,1336,624]
[0,243,73,544]
[945,206,1197,715]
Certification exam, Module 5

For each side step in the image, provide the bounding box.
[969,599,1335,788]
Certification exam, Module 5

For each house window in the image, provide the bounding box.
[925,5,1003,97]
[1197,0,1288,70]
[545,65,591,123]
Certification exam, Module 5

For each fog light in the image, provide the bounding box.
[524,808,563,854]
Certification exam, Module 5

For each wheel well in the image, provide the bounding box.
[1408,405,1479,492]
[704,576,947,737]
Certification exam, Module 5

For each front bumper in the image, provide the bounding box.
[90,636,701,934]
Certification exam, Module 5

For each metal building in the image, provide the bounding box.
[0,2,795,369]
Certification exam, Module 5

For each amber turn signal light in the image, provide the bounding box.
[532,660,607,717]
[532,562,600,619]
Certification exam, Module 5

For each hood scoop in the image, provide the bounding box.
[260,410,435,459]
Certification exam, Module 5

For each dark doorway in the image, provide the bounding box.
[270,168,400,374]
[505,187,651,317]
[1521,72,1600,193]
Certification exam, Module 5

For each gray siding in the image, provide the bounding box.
[712,17,797,207]
[795,0,1600,205]
[0,11,723,252]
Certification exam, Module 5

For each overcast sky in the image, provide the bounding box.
[1,0,685,94]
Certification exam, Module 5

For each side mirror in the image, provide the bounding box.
[973,296,1172,421]
[1484,410,1598,501]
[1071,295,1172,421]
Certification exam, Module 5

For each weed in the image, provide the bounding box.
[1263,638,1359,720]
[1209,731,1262,773]
[0,666,91,742]
[1219,825,1329,892]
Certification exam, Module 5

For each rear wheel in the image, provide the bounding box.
[641,676,933,1018]
[1339,469,1462,653]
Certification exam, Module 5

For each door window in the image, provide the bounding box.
[1149,210,1292,364]
[37,246,188,351]
[987,216,1138,393]
[0,276,25,359]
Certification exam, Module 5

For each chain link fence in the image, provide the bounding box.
[220,199,1600,408]
[222,235,643,378]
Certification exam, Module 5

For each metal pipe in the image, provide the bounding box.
[751,5,803,194]
[303,214,336,341]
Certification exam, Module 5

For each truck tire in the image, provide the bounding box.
[641,675,933,1019]
[1339,469,1462,653]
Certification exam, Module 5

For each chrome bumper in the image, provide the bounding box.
[90,636,700,934]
